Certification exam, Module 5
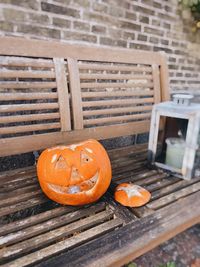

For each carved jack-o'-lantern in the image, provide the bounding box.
[37,139,112,205]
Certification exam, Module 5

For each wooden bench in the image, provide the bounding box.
[0,37,200,267]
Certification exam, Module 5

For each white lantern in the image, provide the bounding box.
[148,94,200,180]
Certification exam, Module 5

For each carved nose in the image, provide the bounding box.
[71,167,80,178]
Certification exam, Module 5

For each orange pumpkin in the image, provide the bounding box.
[114,183,151,207]
[37,139,112,206]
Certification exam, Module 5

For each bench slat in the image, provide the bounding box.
[0,37,162,65]
[151,176,200,200]
[54,58,71,131]
[59,191,200,267]
[0,56,54,68]
[82,97,154,107]
[81,82,154,89]
[0,82,57,89]
[0,202,106,248]
[0,113,60,124]
[152,64,161,103]
[68,58,83,130]
[0,92,58,101]
[148,182,200,209]
[0,70,56,79]
[0,189,42,208]
[83,105,153,116]
[0,122,61,135]
[0,196,49,217]
[0,177,37,193]
[0,185,40,201]
[0,205,76,236]
[0,121,150,157]
[0,210,114,261]
[0,103,59,113]
[80,73,153,80]
[2,218,123,267]
[82,90,154,98]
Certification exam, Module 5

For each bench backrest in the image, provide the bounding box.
[0,37,169,157]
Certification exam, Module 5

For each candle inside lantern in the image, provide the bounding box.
[165,138,185,169]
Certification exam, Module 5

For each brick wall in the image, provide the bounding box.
[0,0,200,97]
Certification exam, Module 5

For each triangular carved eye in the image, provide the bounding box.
[81,151,92,164]
[55,155,68,169]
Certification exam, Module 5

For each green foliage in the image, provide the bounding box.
[158,262,176,267]
[179,0,200,33]
[180,0,200,18]
[127,263,137,267]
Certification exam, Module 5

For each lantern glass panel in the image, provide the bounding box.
[155,116,189,171]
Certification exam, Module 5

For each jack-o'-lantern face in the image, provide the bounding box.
[37,139,112,205]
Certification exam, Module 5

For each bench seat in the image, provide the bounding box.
[0,143,200,267]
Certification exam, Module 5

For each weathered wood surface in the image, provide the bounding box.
[0,121,150,157]
[53,58,71,131]
[0,37,199,266]
[49,191,200,267]
[0,37,162,64]
[0,144,200,266]
[0,36,167,157]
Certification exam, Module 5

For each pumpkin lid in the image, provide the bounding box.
[114,183,151,207]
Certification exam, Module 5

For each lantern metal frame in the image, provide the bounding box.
[148,97,200,180]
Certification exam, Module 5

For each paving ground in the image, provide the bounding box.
[130,224,200,267]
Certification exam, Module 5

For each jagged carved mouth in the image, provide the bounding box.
[47,172,99,194]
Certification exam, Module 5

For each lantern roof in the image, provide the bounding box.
[155,94,200,117]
